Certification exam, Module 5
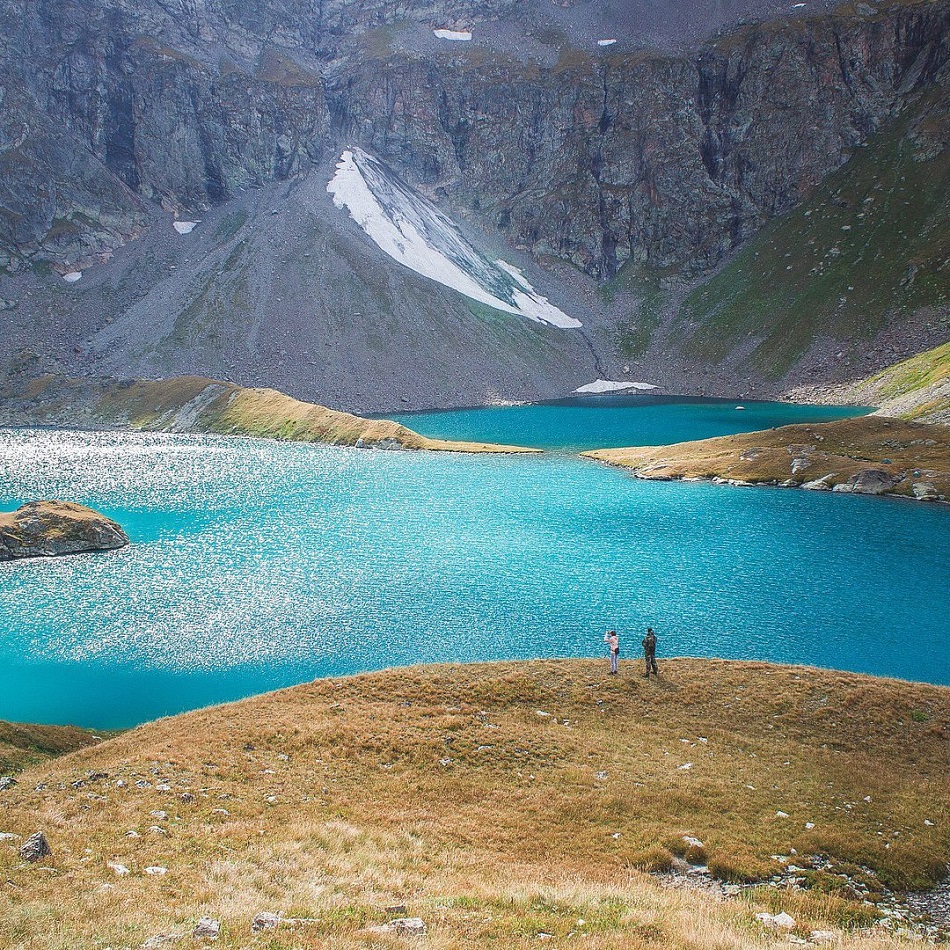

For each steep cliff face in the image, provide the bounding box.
[2,0,946,277]
[336,3,949,278]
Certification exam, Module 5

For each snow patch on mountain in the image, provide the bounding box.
[433,28,472,41]
[327,149,580,329]
[575,379,658,393]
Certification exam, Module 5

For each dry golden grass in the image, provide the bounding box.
[0,720,104,775]
[210,385,537,454]
[0,375,539,455]
[1,660,946,948]
[584,416,950,498]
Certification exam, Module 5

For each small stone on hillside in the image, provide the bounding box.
[810,931,836,944]
[19,832,52,862]
[193,917,220,939]
[251,912,281,932]
[0,832,20,841]
[140,935,183,949]
[361,917,427,936]
[144,865,168,875]
[107,862,130,876]
[0,776,17,790]
[756,911,795,929]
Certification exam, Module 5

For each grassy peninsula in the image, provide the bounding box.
[1,660,947,948]
[585,416,950,500]
[0,374,538,455]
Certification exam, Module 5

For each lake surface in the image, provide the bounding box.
[1,426,947,728]
[379,395,870,450]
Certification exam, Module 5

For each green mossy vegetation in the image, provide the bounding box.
[601,262,674,358]
[677,93,950,377]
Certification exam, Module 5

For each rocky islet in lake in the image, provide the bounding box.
[0,500,129,561]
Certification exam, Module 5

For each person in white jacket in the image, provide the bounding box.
[604,630,620,675]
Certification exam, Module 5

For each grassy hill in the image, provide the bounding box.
[791,343,950,425]
[0,374,537,454]
[0,721,104,775]
[1,660,947,948]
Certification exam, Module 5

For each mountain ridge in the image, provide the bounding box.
[0,0,947,409]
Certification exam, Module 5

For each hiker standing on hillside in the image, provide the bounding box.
[643,627,659,678]
[604,630,620,675]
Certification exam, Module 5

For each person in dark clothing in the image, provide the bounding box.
[642,627,658,677]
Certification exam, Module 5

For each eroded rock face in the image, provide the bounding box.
[0,0,945,276]
[0,501,129,560]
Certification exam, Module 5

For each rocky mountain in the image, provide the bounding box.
[0,0,947,410]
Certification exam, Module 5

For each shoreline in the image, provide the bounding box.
[4,656,948,734]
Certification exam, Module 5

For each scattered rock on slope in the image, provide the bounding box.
[19,832,52,862]
[0,501,129,561]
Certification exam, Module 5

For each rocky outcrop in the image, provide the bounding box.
[0,501,129,560]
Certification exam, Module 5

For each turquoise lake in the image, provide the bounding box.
[379,394,870,450]
[0,418,948,728]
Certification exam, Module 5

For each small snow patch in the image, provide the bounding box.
[597,38,617,46]
[434,28,472,41]
[62,271,82,283]
[775,811,789,818]
[108,862,130,876]
[173,221,198,235]
[575,379,658,394]
[144,866,168,876]
[677,763,694,771]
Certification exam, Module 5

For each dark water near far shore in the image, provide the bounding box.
[378,394,870,451]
